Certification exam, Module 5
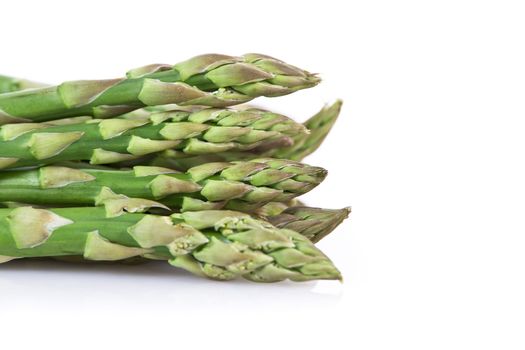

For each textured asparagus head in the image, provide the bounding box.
[183,158,327,211]
[271,100,343,160]
[169,210,341,282]
[129,53,321,98]
[146,101,343,170]
[265,206,351,243]
[0,207,341,282]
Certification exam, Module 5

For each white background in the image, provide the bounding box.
[1,0,524,349]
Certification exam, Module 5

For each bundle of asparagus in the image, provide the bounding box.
[0,53,349,282]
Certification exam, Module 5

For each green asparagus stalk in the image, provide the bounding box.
[263,206,351,243]
[0,207,341,282]
[0,75,48,94]
[0,160,326,213]
[0,106,306,170]
[0,54,320,124]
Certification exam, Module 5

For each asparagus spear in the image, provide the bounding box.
[0,75,48,94]
[0,203,346,265]
[0,106,306,170]
[147,101,343,171]
[268,100,343,160]
[263,206,351,243]
[0,160,326,213]
[0,206,341,282]
[0,54,320,124]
